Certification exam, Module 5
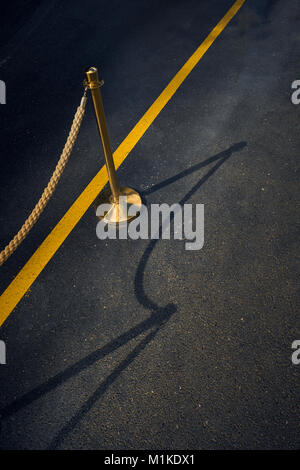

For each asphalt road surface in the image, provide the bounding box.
[0,0,299,450]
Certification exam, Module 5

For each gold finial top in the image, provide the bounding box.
[84,66,104,89]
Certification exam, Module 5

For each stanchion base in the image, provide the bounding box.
[94,186,142,224]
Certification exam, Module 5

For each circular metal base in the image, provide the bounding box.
[94,186,142,224]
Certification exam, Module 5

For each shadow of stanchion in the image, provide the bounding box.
[47,305,176,449]
[0,142,246,449]
[141,142,247,198]
[0,306,176,421]
[135,142,247,310]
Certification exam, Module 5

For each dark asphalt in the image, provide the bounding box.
[0,0,299,450]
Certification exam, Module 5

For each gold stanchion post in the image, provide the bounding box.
[84,66,141,224]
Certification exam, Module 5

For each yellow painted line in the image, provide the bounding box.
[0,0,246,327]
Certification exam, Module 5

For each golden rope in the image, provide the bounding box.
[0,92,87,266]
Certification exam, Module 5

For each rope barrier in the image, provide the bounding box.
[0,90,88,266]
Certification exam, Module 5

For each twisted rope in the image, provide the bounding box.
[0,92,87,266]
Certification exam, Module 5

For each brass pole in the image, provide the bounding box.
[84,66,142,224]
[85,66,119,202]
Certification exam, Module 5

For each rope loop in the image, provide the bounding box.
[0,91,88,266]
